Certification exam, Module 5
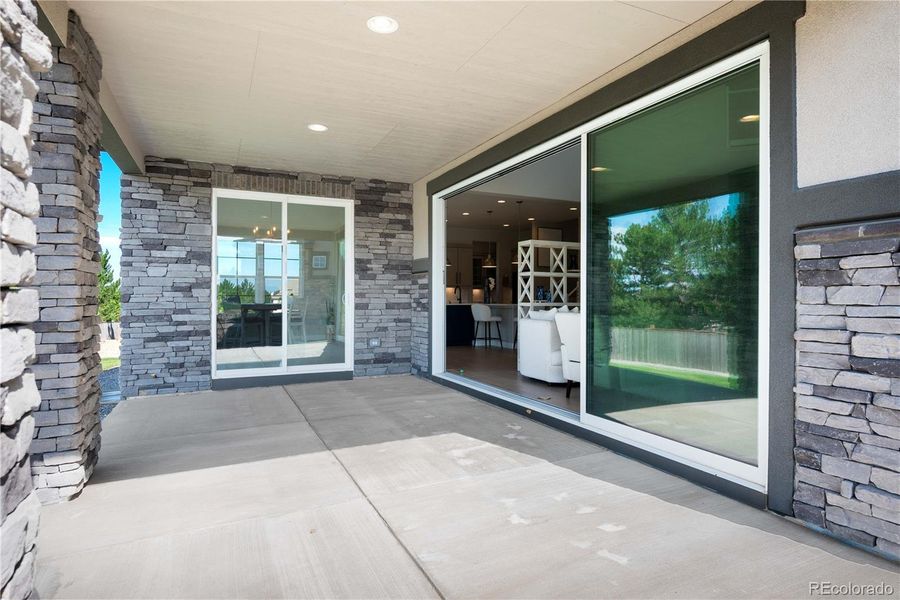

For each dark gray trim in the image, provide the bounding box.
[36,3,64,46]
[790,171,900,229]
[426,373,766,508]
[762,0,801,517]
[412,257,430,274]
[424,1,811,514]
[210,371,353,391]
[100,111,143,175]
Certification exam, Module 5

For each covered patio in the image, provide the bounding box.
[35,377,895,599]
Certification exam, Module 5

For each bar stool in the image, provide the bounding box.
[471,304,503,348]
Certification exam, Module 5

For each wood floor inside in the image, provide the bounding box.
[445,346,579,414]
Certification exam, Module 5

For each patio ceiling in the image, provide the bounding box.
[67,1,733,182]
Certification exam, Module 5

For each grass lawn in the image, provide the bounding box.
[611,360,739,389]
[101,357,121,370]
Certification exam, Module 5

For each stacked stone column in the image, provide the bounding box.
[353,179,413,376]
[411,272,429,375]
[1,0,53,596]
[28,10,103,503]
[793,217,900,560]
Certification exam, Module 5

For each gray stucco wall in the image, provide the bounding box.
[795,1,900,187]
[120,158,412,397]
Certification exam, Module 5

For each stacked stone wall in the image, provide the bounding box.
[411,271,429,375]
[0,0,52,595]
[352,179,413,376]
[29,10,102,503]
[792,217,900,560]
[120,158,413,396]
[119,159,212,398]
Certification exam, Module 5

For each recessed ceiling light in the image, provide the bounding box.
[503,223,510,227]
[591,166,609,172]
[527,217,535,221]
[497,200,506,204]
[462,212,470,216]
[367,16,399,34]
[740,114,760,123]
[307,123,328,132]
[569,207,578,211]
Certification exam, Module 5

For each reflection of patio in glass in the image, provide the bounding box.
[217,341,346,371]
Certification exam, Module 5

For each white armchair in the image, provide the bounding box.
[516,312,566,384]
[555,312,581,398]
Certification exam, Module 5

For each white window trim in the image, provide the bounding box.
[211,188,355,379]
[431,41,770,492]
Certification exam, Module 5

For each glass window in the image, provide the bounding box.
[213,194,350,376]
[587,63,760,464]
[285,204,346,367]
[214,197,283,371]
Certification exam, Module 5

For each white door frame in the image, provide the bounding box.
[211,188,355,379]
[431,41,770,492]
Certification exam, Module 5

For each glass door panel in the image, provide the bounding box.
[286,203,347,367]
[586,63,761,464]
[215,196,284,371]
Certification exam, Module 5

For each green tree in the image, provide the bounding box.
[217,278,258,312]
[610,199,745,331]
[98,248,121,322]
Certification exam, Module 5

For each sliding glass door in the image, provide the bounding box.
[431,43,768,488]
[584,61,765,471]
[286,203,348,368]
[212,190,353,378]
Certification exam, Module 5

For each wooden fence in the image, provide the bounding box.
[610,327,732,374]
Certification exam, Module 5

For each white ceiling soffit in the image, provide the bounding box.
[69,1,729,182]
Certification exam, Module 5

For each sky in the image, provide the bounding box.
[98,152,122,277]
[608,193,735,240]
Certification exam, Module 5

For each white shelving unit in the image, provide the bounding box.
[516,240,580,319]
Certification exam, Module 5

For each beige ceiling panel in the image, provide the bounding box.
[620,1,730,24]
[69,0,743,182]
[461,2,682,87]
[145,1,526,72]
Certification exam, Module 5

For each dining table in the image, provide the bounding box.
[239,303,282,346]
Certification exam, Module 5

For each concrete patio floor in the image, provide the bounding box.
[35,376,897,599]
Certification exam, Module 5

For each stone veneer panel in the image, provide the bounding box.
[411,272,429,375]
[119,161,212,398]
[0,0,52,596]
[353,179,413,376]
[28,10,102,504]
[120,158,413,396]
[793,217,900,560]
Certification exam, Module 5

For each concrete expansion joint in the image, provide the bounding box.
[281,384,447,600]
